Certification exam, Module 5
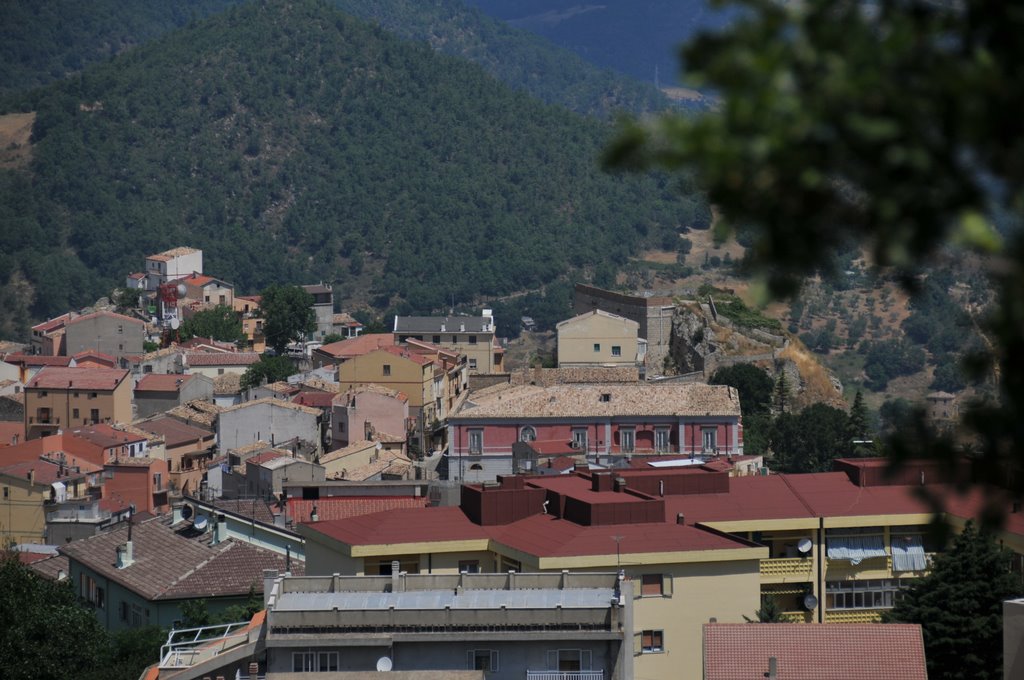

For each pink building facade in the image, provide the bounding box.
[332,386,410,447]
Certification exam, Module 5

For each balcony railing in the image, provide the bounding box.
[824,608,886,624]
[760,557,815,579]
[527,671,604,680]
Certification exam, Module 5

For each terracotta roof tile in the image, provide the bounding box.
[5,354,73,367]
[316,333,394,359]
[185,352,260,366]
[60,517,298,600]
[703,623,927,680]
[454,383,740,419]
[136,416,213,448]
[134,373,194,393]
[27,553,69,580]
[220,397,321,417]
[288,496,428,523]
[26,366,128,391]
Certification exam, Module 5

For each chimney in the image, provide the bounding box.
[613,477,627,493]
[248,663,260,680]
[263,569,278,608]
[213,513,228,544]
[171,503,183,524]
[391,561,401,592]
[27,468,34,485]
[116,541,134,569]
[460,322,465,332]
[310,504,319,522]
[676,513,685,525]
[767,657,778,679]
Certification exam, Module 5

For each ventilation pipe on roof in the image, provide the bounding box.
[676,513,685,525]
[116,541,134,569]
[767,657,778,679]
[659,480,664,497]
[310,504,319,522]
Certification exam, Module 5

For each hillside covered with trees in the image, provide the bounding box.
[0,0,705,333]
[0,0,666,117]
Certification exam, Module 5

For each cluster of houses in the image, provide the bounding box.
[0,246,1019,679]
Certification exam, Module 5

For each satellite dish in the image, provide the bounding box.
[170,317,180,330]
[181,504,193,520]
[803,593,819,610]
[376,442,383,451]
[797,538,813,554]
[193,515,208,531]
[175,284,188,299]
[376,657,393,672]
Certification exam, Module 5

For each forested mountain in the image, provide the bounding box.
[0,1,238,96]
[0,0,705,333]
[1,0,665,116]
[464,0,731,85]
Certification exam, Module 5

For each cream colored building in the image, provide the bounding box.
[394,311,504,374]
[24,367,132,439]
[557,310,642,368]
[145,246,203,290]
[0,459,100,544]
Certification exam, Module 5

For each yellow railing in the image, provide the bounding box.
[760,557,815,579]
[778,611,813,623]
[825,609,885,623]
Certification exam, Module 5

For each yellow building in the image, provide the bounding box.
[394,312,504,374]
[298,458,1024,680]
[300,472,766,680]
[0,458,101,544]
[24,367,132,439]
[556,309,641,368]
[338,343,467,423]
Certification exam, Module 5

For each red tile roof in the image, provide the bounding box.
[65,310,144,327]
[135,373,194,393]
[316,333,394,359]
[136,416,213,448]
[72,350,118,368]
[26,366,129,391]
[288,496,428,523]
[492,512,748,558]
[665,475,816,524]
[70,423,147,449]
[307,506,490,546]
[703,623,927,680]
[185,352,260,366]
[0,459,99,486]
[780,472,933,518]
[60,517,301,600]
[0,422,26,447]
[32,313,74,333]
[4,354,72,367]
[247,450,289,466]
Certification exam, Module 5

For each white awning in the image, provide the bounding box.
[892,534,928,571]
[826,535,886,565]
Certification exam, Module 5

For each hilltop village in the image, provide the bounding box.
[0,245,1017,679]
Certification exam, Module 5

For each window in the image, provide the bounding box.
[612,345,622,357]
[468,429,483,454]
[468,335,477,345]
[433,335,441,344]
[468,358,477,371]
[2,487,7,499]
[640,630,664,653]
[655,427,671,453]
[383,364,392,377]
[96,586,105,609]
[40,391,47,397]
[468,650,498,672]
[89,392,97,399]
[825,579,908,610]
[546,650,592,671]
[620,428,635,453]
[519,426,537,442]
[73,392,80,398]
[459,560,480,573]
[72,408,80,420]
[593,343,601,352]
[640,573,672,597]
[217,368,225,375]
[117,325,124,334]
[143,365,152,374]
[571,428,588,451]
[153,473,162,491]
[500,556,521,573]
[702,427,717,452]
[90,409,99,423]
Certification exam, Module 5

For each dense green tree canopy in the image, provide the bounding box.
[261,285,315,354]
[608,0,1024,512]
[709,363,773,416]
[240,355,296,390]
[884,522,1021,679]
[179,304,245,344]
[770,403,853,474]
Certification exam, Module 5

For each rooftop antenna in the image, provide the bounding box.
[654,63,660,91]
[611,535,624,567]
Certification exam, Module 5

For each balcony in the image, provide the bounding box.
[825,608,886,624]
[778,611,813,623]
[760,557,815,580]
[527,672,604,680]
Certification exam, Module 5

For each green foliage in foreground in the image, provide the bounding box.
[261,285,315,354]
[608,0,1024,516]
[884,522,1021,680]
[0,552,163,680]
